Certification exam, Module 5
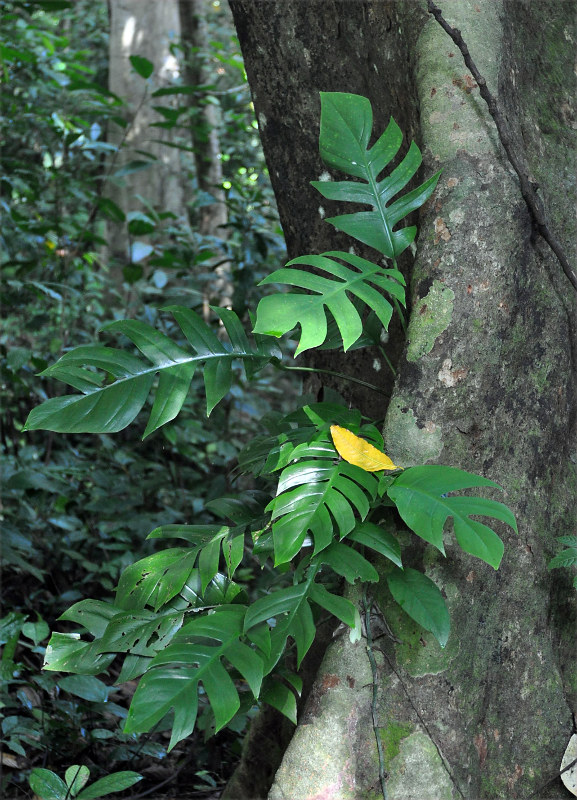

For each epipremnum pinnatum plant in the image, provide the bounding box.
[25,93,517,749]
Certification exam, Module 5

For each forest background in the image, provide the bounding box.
[2,1,576,800]
[2,1,288,796]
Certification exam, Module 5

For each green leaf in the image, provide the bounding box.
[387,466,516,569]
[267,433,378,565]
[346,521,402,567]
[254,251,404,354]
[96,608,184,659]
[29,769,68,800]
[23,307,279,435]
[125,606,259,748]
[308,583,357,627]
[244,581,316,668]
[116,549,198,611]
[64,766,90,796]
[77,772,142,800]
[96,197,126,222]
[312,541,379,583]
[548,547,577,570]
[386,567,451,648]
[260,679,298,724]
[147,524,245,585]
[44,633,115,674]
[58,675,109,703]
[129,55,154,79]
[59,599,123,637]
[313,93,441,259]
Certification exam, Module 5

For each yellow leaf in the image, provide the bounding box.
[330,425,402,472]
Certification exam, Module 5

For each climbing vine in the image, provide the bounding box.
[26,93,516,762]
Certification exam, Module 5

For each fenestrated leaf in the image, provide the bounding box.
[23,307,279,435]
[268,433,378,565]
[147,524,245,585]
[254,251,404,355]
[387,567,450,648]
[96,608,184,658]
[244,580,316,669]
[331,425,402,471]
[313,93,441,260]
[387,466,516,569]
[115,549,199,611]
[125,605,260,749]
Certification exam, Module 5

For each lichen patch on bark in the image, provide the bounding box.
[385,731,456,800]
[384,398,444,467]
[406,280,455,362]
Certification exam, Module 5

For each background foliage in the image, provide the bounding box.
[1,1,286,796]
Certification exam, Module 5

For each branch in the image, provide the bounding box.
[426,0,577,293]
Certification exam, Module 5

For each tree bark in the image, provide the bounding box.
[227,1,577,798]
[179,0,228,238]
[179,0,231,311]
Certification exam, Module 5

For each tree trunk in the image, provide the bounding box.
[227,1,577,798]
[179,0,228,238]
[107,0,184,265]
[179,0,231,311]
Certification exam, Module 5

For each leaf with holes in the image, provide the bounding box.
[254,251,405,355]
[267,434,378,564]
[125,605,263,750]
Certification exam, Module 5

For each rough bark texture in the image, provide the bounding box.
[107,0,184,263]
[227,1,577,798]
[230,0,420,421]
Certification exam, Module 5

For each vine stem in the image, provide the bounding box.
[363,590,388,800]
[274,363,389,395]
[426,0,577,293]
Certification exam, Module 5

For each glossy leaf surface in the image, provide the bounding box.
[313,92,441,259]
[125,605,260,749]
[255,251,404,355]
[267,435,378,564]
[387,466,516,569]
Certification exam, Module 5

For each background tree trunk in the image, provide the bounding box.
[179,0,231,311]
[228,1,577,798]
[107,0,184,267]
[179,0,228,238]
